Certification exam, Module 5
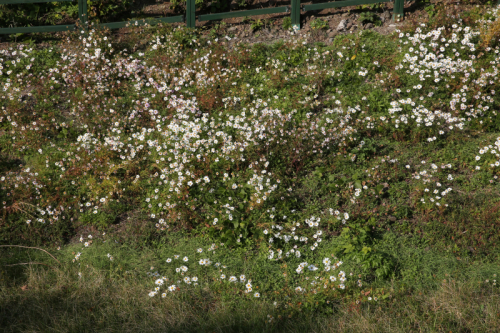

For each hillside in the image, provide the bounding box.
[1,2,500,332]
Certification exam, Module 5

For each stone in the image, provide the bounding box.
[328,30,337,38]
[337,19,348,31]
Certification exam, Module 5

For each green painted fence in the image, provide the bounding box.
[0,0,498,36]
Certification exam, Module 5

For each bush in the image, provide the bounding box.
[0,0,135,28]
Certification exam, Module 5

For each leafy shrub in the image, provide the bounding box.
[0,0,134,28]
[250,19,271,32]
[358,11,382,27]
[310,18,328,31]
[0,3,77,27]
[86,0,134,22]
[332,220,396,279]
[282,16,292,31]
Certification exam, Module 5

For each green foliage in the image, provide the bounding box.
[282,17,292,31]
[358,3,384,10]
[310,18,328,31]
[333,220,396,279]
[358,11,383,27]
[424,4,437,18]
[0,0,134,29]
[86,0,134,22]
[210,0,230,13]
[0,3,78,27]
[348,137,378,163]
[250,19,271,32]
[236,0,251,9]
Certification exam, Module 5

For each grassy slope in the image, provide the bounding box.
[1,3,500,332]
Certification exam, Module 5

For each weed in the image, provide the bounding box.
[310,18,328,31]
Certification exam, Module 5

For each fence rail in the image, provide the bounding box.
[0,0,499,36]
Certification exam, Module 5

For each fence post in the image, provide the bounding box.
[78,0,88,33]
[291,0,300,30]
[186,0,196,29]
[393,0,404,23]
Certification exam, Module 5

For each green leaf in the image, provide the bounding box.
[354,180,362,189]
[361,246,372,254]
[343,243,354,253]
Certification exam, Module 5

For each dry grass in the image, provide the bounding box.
[1,254,499,332]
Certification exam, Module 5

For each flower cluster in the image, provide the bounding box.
[148,247,257,298]
[472,137,500,172]
[410,160,454,208]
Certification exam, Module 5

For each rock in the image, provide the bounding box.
[328,30,337,38]
[365,23,374,29]
[337,19,348,31]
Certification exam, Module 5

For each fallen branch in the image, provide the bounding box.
[0,245,61,265]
